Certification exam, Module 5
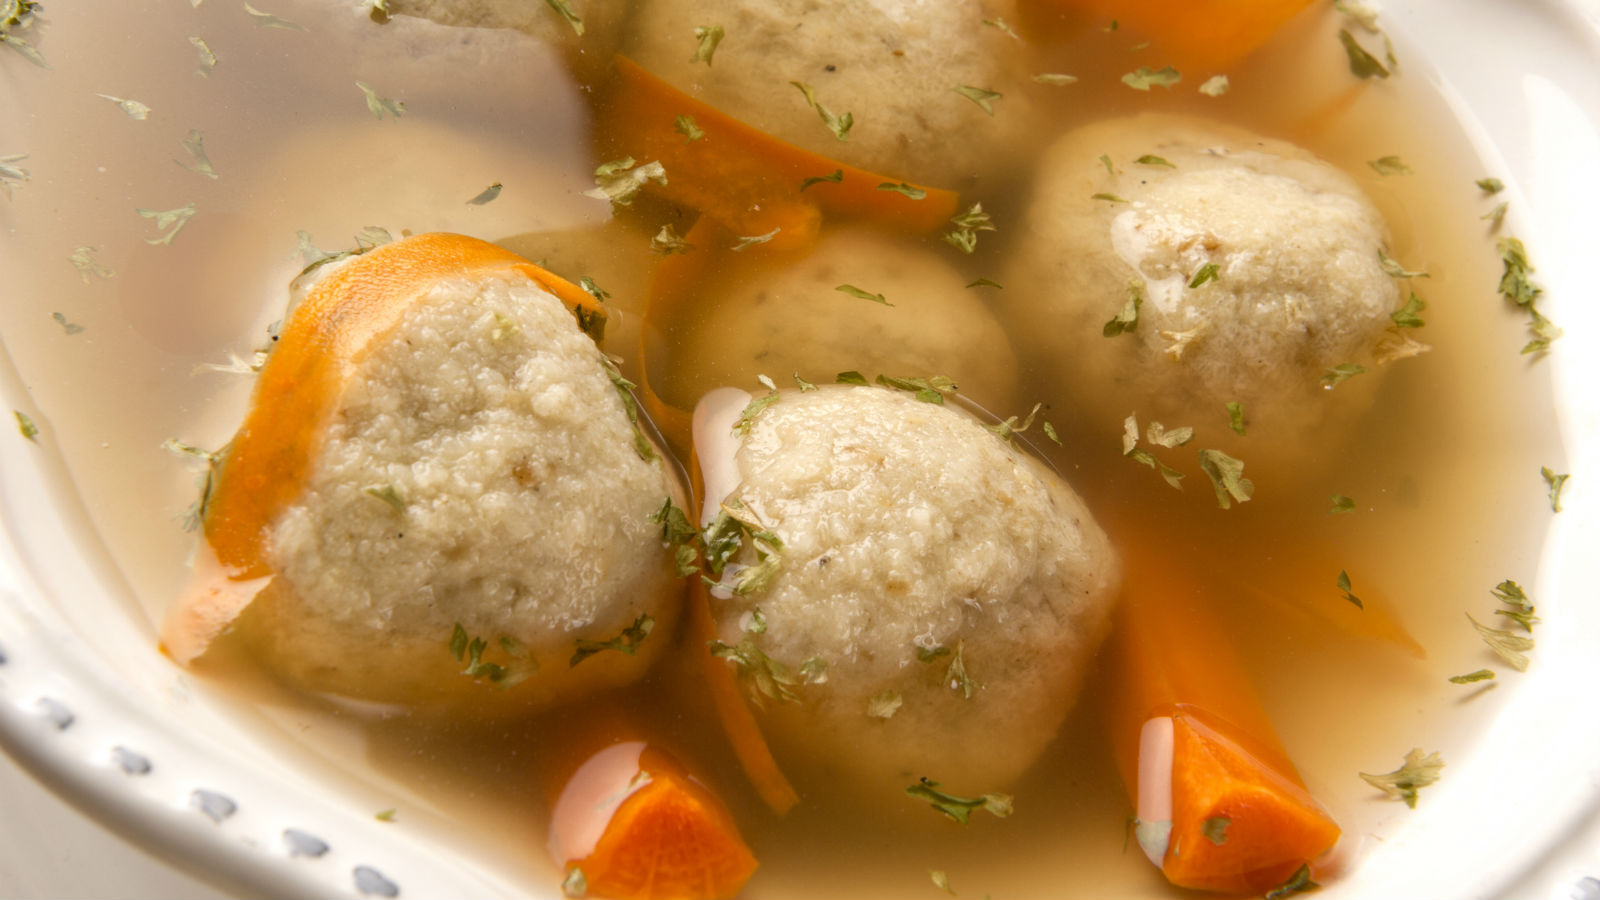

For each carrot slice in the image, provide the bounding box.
[163,233,604,660]
[551,740,759,900]
[1020,0,1317,71]
[594,56,960,252]
[1108,548,1340,895]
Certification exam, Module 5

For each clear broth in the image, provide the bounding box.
[0,1,1566,897]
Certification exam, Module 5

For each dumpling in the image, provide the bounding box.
[692,384,1119,791]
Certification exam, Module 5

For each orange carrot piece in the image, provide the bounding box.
[551,740,759,900]
[595,56,959,251]
[1107,548,1340,895]
[162,234,604,662]
[1021,0,1317,71]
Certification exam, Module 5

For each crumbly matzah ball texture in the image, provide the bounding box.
[664,226,1019,414]
[710,386,1118,789]
[1004,114,1403,466]
[623,0,1036,188]
[240,273,682,713]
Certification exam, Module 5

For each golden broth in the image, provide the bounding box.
[0,1,1566,897]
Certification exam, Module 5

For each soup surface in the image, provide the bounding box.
[0,1,1569,897]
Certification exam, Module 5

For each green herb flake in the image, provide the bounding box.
[136,203,198,246]
[601,361,656,462]
[1449,669,1495,685]
[584,157,668,207]
[51,312,84,335]
[930,870,956,896]
[1034,73,1078,86]
[799,656,829,685]
[673,114,705,142]
[1145,422,1193,448]
[982,17,1019,39]
[1491,579,1538,631]
[1338,28,1389,79]
[174,129,220,179]
[361,483,405,512]
[1098,154,1115,174]
[734,389,780,435]
[1042,421,1062,446]
[374,808,397,822]
[1105,19,1119,32]
[1336,569,1363,609]
[1467,613,1533,672]
[67,246,113,283]
[0,154,29,200]
[709,638,809,705]
[1126,448,1186,491]
[573,304,608,345]
[1198,75,1230,96]
[917,645,952,664]
[1496,237,1542,308]
[1264,863,1319,900]
[836,284,892,306]
[835,371,869,386]
[1201,816,1230,845]
[1523,307,1562,356]
[800,169,844,192]
[730,228,780,251]
[943,640,981,698]
[1102,282,1143,336]
[14,410,38,442]
[500,635,530,659]
[1329,494,1356,515]
[650,223,694,255]
[189,36,218,75]
[561,866,587,899]
[1482,201,1508,229]
[1188,263,1219,288]
[953,85,1003,116]
[1476,177,1505,194]
[1122,65,1181,91]
[543,0,584,36]
[876,181,927,200]
[905,778,1013,824]
[866,689,903,720]
[1336,0,1381,31]
[1390,292,1427,329]
[0,1,47,68]
[1320,363,1367,389]
[648,498,700,575]
[1378,249,1428,278]
[1360,749,1444,808]
[790,81,854,141]
[738,608,768,635]
[244,1,308,29]
[689,24,725,65]
[988,402,1043,442]
[1541,467,1569,512]
[944,202,995,254]
[875,374,957,405]
[1198,448,1253,509]
[1137,154,1176,168]
[1091,192,1128,203]
[793,372,817,392]
[97,94,152,121]
[1225,401,1246,436]
[356,82,405,120]
[578,276,611,304]
[1368,155,1412,176]
[571,614,655,667]
[966,277,1003,289]
[466,182,502,206]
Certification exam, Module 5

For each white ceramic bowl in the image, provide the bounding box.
[2,1,1599,898]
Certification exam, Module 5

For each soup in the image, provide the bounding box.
[0,1,1568,897]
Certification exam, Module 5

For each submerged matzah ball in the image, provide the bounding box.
[1004,114,1407,471]
[693,384,1119,790]
[622,0,1038,188]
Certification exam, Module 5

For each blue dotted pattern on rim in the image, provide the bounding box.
[283,828,329,858]
[190,789,237,824]
[354,865,400,898]
[112,745,152,776]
